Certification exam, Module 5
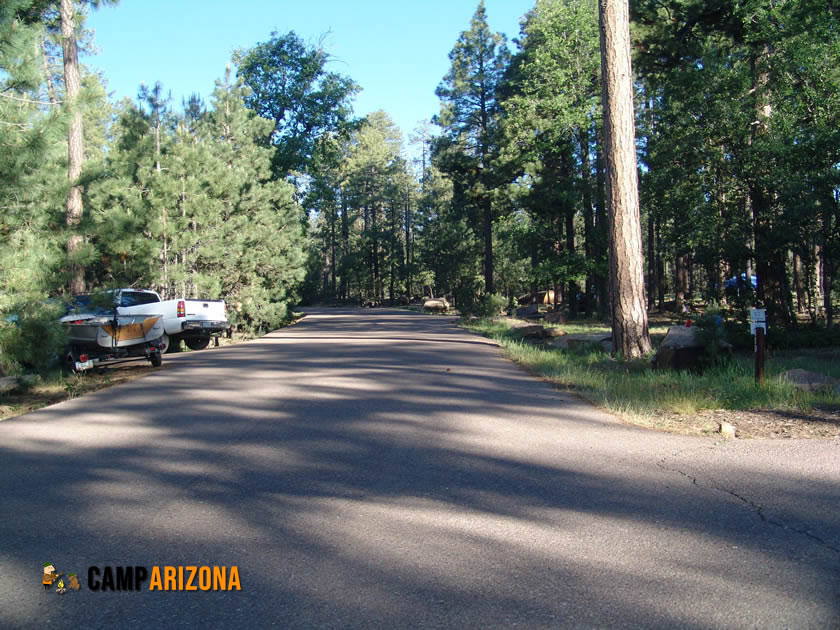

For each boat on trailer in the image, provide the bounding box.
[63,313,164,348]
[61,310,165,371]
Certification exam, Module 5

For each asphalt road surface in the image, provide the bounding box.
[1,308,838,629]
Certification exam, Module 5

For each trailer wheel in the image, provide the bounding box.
[63,351,77,373]
[63,347,81,373]
[185,336,210,351]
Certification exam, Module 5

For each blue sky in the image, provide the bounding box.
[84,0,536,145]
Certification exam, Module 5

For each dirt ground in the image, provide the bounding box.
[655,407,840,439]
[0,363,162,422]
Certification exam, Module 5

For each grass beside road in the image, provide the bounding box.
[463,317,840,435]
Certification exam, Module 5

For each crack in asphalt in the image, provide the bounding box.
[656,445,840,555]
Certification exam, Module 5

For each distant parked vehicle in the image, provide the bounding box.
[724,273,758,296]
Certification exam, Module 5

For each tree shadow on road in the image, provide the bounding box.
[0,310,837,628]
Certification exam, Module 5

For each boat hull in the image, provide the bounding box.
[64,314,164,349]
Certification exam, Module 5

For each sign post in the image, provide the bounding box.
[750,309,767,385]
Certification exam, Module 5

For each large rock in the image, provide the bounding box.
[780,369,840,395]
[542,327,566,338]
[551,333,612,352]
[423,298,450,313]
[719,422,737,439]
[0,376,17,394]
[652,326,731,371]
[515,325,548,339]
[516,303,539,318]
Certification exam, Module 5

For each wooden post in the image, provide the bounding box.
[755,326,766,385]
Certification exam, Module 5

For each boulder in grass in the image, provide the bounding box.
[516,303,539,318]
[552,334,611,351]
[423,298,450,313]
[542,327,566,338]
[780,369,840,395]
[652,326,731,372]
[516,325,547,339]
[0,376,17,394]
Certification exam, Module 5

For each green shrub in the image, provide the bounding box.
[0,300,67,375]
[722,320,754,351]
[693,305,730,368]
[722,319,840,351]
[475,293,507,318]
[766,324,840,349]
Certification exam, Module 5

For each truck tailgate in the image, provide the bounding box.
[184,300,226,321]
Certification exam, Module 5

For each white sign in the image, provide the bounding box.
[750,308,767,336]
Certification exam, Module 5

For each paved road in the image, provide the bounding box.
[1,309,837,629]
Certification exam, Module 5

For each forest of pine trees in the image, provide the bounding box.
[305,1,839,325]
[2,0,839,373]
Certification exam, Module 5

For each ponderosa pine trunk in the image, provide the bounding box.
[405,188,412,299]
[580,129,595,317]
[61,0,85,294]
[647,213,655,311]
[566,208,577,317]
[340,186,349,301]
[483,196,493,294]
[675,254,689,313]
[823,192,836,327]
[599,0,651,358]
[594,124,610,319]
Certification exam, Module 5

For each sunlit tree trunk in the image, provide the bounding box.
[340,187,349,301]
[580,129,595,317]
[599,0,651,358]
[61,0,85,294]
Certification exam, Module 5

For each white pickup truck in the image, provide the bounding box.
[108,289,229,353]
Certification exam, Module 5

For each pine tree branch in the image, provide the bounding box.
[0,92,62,106]
[0,120,33,129]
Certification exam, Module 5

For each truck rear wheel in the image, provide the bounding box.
[167,336,183,353]
[185,336,210,351]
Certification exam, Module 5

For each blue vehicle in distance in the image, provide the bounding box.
[724,273,758,296]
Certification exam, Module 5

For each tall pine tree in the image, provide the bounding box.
[433,1,510,294]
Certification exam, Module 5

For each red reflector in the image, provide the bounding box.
[177,300,185,317]
[79,354,88,362]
